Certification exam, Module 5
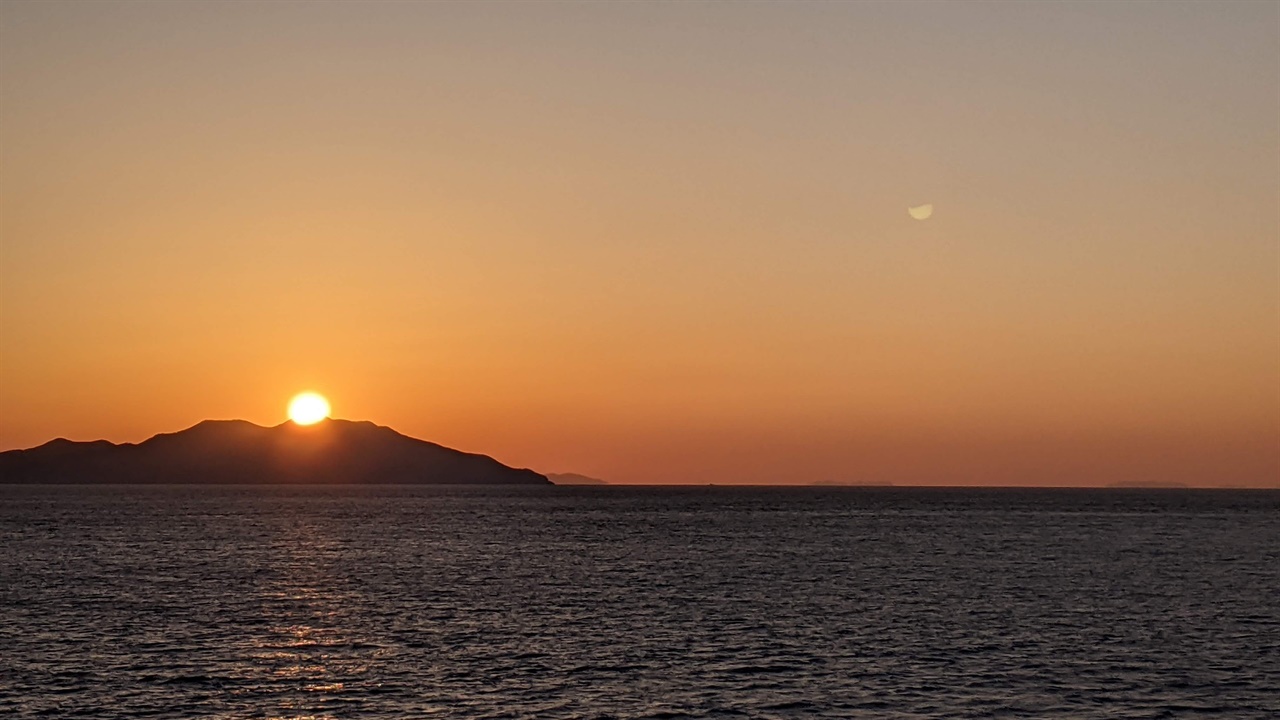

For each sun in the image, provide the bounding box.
[288,392,331,425]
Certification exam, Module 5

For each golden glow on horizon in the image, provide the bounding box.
[288,393,331,426]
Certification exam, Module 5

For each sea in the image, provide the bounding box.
[1,485,1277,719]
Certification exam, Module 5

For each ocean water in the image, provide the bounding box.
[1,486,1277,719]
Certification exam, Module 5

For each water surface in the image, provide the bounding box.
[2,486,1277,718]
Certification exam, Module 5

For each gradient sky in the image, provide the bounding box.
[1,1,1277,486]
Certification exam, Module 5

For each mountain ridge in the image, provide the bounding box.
[546,472,609,485]
[0,418,549,485]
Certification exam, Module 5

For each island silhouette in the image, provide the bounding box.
[0,419,549,485]
[546,472,609,486]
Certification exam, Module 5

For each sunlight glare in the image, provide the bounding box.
[288,392,331,425]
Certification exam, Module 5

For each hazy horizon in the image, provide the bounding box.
[2,1,1277,487]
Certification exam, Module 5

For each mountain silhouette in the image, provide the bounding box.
[546,472,609,485]
[0,419,549,485]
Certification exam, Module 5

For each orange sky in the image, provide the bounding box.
[1,2,1276,486]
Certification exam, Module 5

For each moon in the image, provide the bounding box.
[288,392,331,425]
[908,204,933,220]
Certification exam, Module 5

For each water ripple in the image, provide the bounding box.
[1,485,1277,718]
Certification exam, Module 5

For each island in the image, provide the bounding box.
[0,419,550,485]
[546,472,609,486]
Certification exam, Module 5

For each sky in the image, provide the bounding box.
[1,1,1276,486]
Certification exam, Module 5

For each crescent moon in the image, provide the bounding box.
[908,204,933,220]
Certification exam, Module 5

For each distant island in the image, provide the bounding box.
[810,479,896,487]
[546,472,609,486]
[0,419,549,485]
[1106,480,1191,489]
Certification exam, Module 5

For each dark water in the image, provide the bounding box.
[1,486,1277,719]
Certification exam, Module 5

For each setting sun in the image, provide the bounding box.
[287,393,330,425]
